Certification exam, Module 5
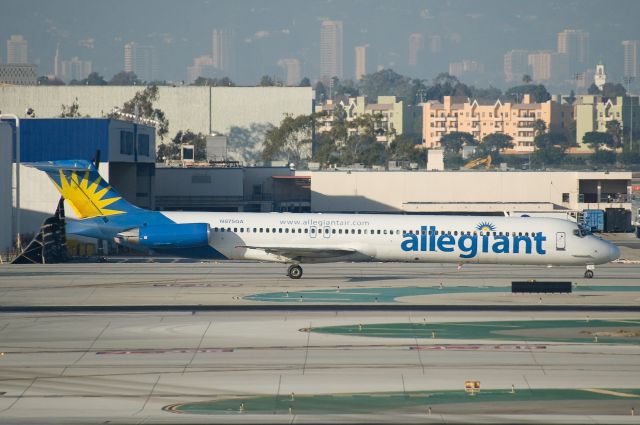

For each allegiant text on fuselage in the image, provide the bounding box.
[400,226,547,259]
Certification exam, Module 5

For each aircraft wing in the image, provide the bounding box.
[237,244,358,261]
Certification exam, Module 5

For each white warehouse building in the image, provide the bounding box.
[0,86,313,164]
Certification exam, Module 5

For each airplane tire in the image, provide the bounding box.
[288,265,303,279]
[584,270,594,278]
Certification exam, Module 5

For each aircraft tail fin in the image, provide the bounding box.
[26,160,140,219]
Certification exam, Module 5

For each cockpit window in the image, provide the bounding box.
[573,225,591,238]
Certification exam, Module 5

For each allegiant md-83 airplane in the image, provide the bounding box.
[29,160,620,279]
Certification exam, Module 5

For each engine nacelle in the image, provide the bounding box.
[116,223,210,249]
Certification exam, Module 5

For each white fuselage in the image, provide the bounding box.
[160,212,619,266]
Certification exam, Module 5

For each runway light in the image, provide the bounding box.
[632,407,635,416]
[511,384,515,394]
[290,392,295,401]
[239,402,245,413]
[289,406,293,415]
[428,406,432,415]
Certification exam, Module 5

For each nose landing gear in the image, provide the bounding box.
[287,264,303,279]
[584,265,595,278]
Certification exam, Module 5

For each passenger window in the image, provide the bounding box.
[454,231,458,236]
[351,229,356,234]
[285,229,289,233]
[279,229,283,233]
[304,228,308,233]
[220,228,225,232]
[227,227,231,232]
[389,230,393,235]
[377,230,381,234]
[272,228,276,233]
[233,228,237,232]
[357,229,361,234]
[240,228,244,233]
[310,228,315,233]
[213,227,219,231]
[326,228,330,234]
[266,228,270,233]
[332,229,336,234]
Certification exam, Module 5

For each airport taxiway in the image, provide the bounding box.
[1,261,640,423]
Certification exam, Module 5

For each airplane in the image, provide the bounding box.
[27,159,620,279]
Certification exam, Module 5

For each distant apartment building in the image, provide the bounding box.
[212,29,233,72]
[408,33,423,66]
[124,42,158,82]
[575,95,640,151]
[422,95,572,153]
[528,51,569,82]
[354,45,367,80]
[277,58,301,86]
[0,64,37,85]
[6,35,28,64]
[320,20,343,84]
[557,29,589,74]
[622,40,639,78]
[315,95,420,144]
[504,50,529,83]
[448,60,483,78]
[61,57,92,82]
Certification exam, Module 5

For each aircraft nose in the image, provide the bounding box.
[608,243,620,262]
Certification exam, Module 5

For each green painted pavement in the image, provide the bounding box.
[245,285,640,304]
[311,319,640,344]
[165,388,640,415]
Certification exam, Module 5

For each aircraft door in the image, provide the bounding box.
[309,226,317,238]
[556,232,566,250]
[323,226,331,238]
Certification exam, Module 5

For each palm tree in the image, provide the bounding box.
[532,119,547,137]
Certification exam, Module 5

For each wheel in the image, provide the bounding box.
[584,270,594,278]
[287,264,303,279]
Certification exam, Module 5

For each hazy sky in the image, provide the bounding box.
[2,0,640,88]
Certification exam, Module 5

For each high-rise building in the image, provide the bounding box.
[557,29,589,74]
[212,29,233,72]
[53,44,61,78]
[622,40,639,78]
[6,35,28,64]
[594,62,607,90]
[449,60,484,78]
[354,45,367,80]
[408,33,423,67]
[61,57,92,82]
[124,42,158,82]
[504,50,529,82]
[320,20,343,84]
[277,58,301,86]
[428,35,442,54]
[187,55,215,84]
[528,51,568,82]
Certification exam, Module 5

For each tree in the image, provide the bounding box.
[532,132,571,167]
[438,132,476,154]
[262,113,316,166]
[71,72,107,86]
[109,85,169,141]
[37,76,65,85]
[533,119,547,137]
[314,81,327,101]
[193,76,235,86]
[583,131,615,152]
[504,84,551,103]
[469,85,502,101]
[172,130,207,161]
[522,74,533,84]
[60,98,83,118]
[109,71,140,85]
[588,82,627,97]
[389,134,426,167]
[259,75,277,86]
[477,133,514,161]
[358,69,412,101]
[299,77,311,87]
[423,72,471,102]
[605,119,622,149]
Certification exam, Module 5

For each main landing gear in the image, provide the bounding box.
[287,264,303,279]
[584,265,595,279]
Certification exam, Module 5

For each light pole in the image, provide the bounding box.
[624,76,634,152]
[0,114,21,251]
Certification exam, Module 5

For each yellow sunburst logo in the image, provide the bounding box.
[50,170,124,218]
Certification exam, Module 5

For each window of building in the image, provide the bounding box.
[120,131,134,155]
[562,193,570,203]
[137,134,150,156]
